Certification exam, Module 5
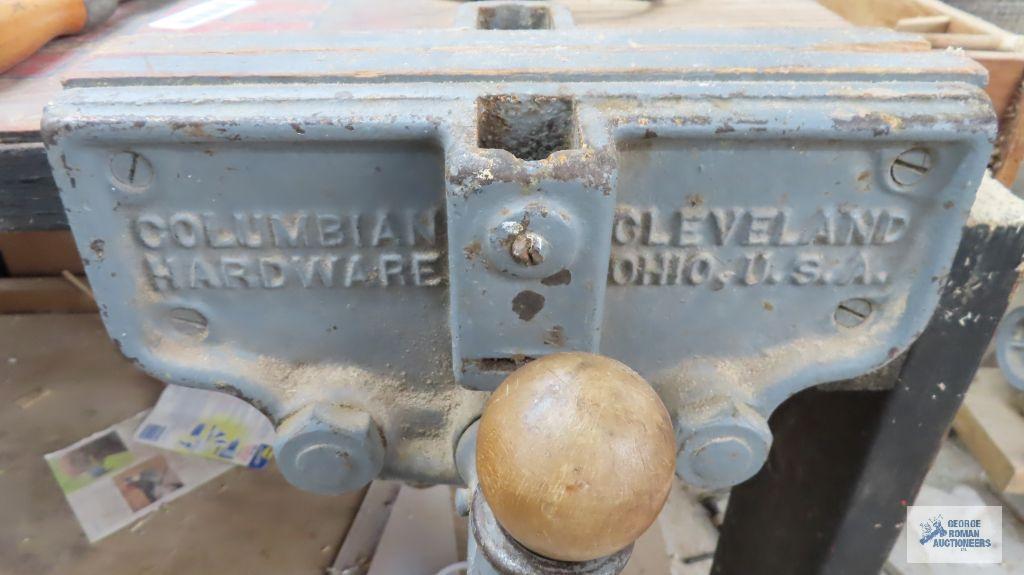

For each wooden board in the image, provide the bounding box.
[0,231,83,276]
[819,0,1020,39]
[0,314,364,575]
[0,276,97,313]
[0,142,66,232]
[0,0,848,141]
[953,367,1024,494]
[971,51,1024,119]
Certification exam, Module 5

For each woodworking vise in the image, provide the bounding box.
[42,1,995,572]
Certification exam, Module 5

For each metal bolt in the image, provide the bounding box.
[890,148,932,187]
[510,231,547,266]
[274,404,384,495]
[834,298,872,328]
[109,151,154,190]
[676,404,771,490]
[168,307,208,338]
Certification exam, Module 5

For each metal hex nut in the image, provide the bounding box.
[274,404,385,495]
[676,404,772,490]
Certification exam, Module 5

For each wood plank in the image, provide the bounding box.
[0,142,64,232]
[994,72,1024,187]
[924,32,1013,50]
[0,230,83,276]
[818,0,935,28]
[820,0,1023,47]
[365,485,460,575]
[953,367,1024,494]
[916,0,1020,38]
[971,50,1024,119]
[0,276,97,314]
[572,0,848,28]
[329,481,399,575]
[895,15,951,33]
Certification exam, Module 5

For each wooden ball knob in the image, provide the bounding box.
[476,352,676,562]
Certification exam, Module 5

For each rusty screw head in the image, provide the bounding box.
[109,151,154,191]
[890,148,932,187]
[510,231,547,266]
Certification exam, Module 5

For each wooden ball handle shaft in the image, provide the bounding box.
[476,352,677,563]
[0,0,87,73]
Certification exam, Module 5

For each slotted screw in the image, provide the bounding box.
[169,307,208,337]
[890,148,932,187]
[110,151,154,190]
[835,298,872,328]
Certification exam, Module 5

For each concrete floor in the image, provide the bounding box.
[3,313,1023,574]
[884,437,1024,575]
[0,314,364,575]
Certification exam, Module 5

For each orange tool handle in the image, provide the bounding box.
[0,0,88,73]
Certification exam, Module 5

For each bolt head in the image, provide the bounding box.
[690,436,755,485]
[274,404,384,495]
[510,231,548,266]
[676,405,771,490]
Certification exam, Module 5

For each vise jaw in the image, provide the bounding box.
[43,1,994,493]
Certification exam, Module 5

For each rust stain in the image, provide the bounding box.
[543,325,566,347]
[541,269,572,286]
[89,239,105,260]
[512,290,545,321]
[832,112,904,137]
[464,240,482,261]
[810,40,930,53]
[169,121,209,138]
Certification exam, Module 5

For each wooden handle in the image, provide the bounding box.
[476,352,676,562]
[0,0,88,73]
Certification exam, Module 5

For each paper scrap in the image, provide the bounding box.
[149,0,256,30]
[134,385,275,469]
[46,411,232,542]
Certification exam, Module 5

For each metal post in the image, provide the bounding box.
[712,179,1024,575]
[467,491,633,575]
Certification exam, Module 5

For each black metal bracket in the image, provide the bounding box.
[713,182,1024,575]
